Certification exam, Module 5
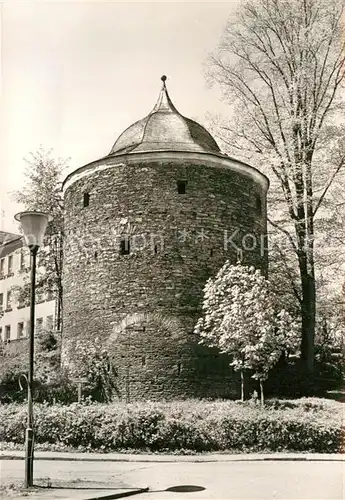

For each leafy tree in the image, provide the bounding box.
[13,148,66,331]
[206,0,345,382]
[195,262,299,404]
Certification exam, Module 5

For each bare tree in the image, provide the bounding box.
[207,0,345,381]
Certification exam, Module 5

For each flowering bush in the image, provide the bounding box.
[0,398,342,453]
[195,262,300,403]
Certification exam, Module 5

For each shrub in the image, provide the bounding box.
[0,332,115,405]
[0,398,343,453]
[0,333,76,405]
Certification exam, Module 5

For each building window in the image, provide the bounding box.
[20,250,26,271]
[36,317,43,333]
[6,290,12,310]
[17,322,24,339]
[255,194,262,214]
[177,362,182,375]
[120,238,130,255]
[0,293,3,312]
[0,327,2,340]
[8,255,13,275]
[0,258,4,277]
[141,356,146,366]
[46,315,54,331]
[83,193,90,207]
[177,180,187,194]
[5,325,11,341]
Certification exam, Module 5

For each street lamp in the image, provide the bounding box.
[14,211,52,488]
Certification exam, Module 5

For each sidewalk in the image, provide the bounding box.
[1,449,344,462]
[1,451,343,500]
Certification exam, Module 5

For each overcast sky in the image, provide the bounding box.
[0,0,238,232]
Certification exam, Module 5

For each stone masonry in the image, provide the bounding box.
[62,78,269,401]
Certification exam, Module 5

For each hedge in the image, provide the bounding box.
[0,398,343,453]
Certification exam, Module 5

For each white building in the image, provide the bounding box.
[0,231,56,343]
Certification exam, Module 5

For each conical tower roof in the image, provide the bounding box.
[109,76,220,156]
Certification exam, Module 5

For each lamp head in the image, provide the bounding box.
[14,211,52,249]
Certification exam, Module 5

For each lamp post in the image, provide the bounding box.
[14,211,51,488]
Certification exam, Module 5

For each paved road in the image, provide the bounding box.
[1,459,344,499]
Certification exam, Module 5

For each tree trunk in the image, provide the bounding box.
[240,370,244,401]
[298,246,316,391]
[300,276,316,371]
[259,379,264,406]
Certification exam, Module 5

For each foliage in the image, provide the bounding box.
[313,314,345,390]
[12,148,66,329]
[0,332,120,404]
[0,331,76,404]
[206,0,345,378]
[195,262,299,403]
[62,337,119,402]
[0,398,342,453]
[268,244,302,320]
[0,340,28,403]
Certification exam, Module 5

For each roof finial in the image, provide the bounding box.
[150,75,177,114]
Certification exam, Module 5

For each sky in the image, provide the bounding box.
[0,0,238,233]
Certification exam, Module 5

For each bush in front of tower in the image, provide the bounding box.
[0,398,342,453]
[61,336,119,402]
[195,261,300,404]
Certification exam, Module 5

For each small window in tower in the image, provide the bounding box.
[210,248,214,257]
[154,244,158,254]
[256,194,262,213]
[83,193,90,207]
[120,238,130,255]
[177,180,187,194]
[177,362,182,375]
[141,356,146,366]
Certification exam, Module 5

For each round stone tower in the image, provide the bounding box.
[62,76,269,401]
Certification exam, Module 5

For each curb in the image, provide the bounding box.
[85,487,149,500]
[1,453,344,463]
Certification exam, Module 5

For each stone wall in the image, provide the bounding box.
[62,156,268,401]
